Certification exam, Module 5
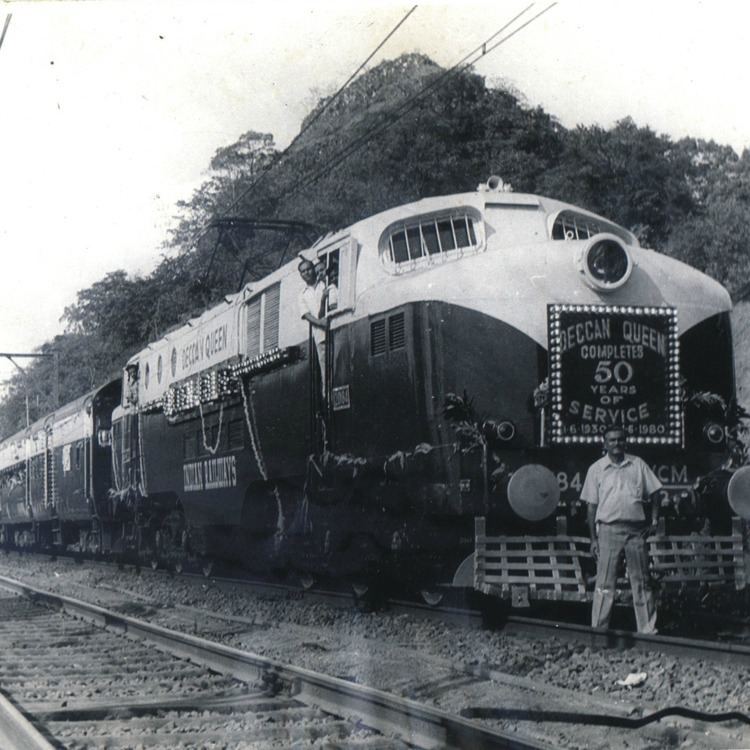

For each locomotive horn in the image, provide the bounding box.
[727,465,750,520]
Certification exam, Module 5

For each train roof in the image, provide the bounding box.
[0,377,121,459]
[337,185,640,249]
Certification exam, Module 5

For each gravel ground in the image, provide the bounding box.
[0,555,748,749]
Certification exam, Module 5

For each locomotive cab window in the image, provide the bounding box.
[550,210,635,245]
[380,208,483,272]
[124,364,139,407]
[315,249,340,315]
[309,235,358,315]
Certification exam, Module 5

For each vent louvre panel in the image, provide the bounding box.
[370,319,386,356]
[246,298,261,357]
[389,313,406,351]
[263,283,280,351]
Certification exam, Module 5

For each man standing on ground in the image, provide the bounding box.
[581,425,661,634]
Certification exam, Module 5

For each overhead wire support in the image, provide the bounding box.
[289,2,557,196]
[0,14,11,53]
[186,4,419,253]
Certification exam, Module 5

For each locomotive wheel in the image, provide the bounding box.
[156,510,186,574]
[299,572,316,591]
[351,582,369,598]
[420,590,444,607]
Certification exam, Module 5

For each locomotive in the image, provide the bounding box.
[1,178,747,604]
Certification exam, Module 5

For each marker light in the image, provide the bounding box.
[703,422,725,445]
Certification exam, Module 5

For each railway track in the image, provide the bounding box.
[143,564,750,667]
[0,575,551,749]
[499,612,750,667]
[10,551,750,663]
[6,549,750,669]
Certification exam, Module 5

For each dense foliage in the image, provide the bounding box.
[1,53,748,436]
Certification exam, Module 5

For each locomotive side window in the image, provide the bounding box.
[245,282,281,357]
[228,419,244,450]
[183,432,197,460]
[383,211,481,271]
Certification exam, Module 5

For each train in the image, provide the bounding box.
[1,177,748,605]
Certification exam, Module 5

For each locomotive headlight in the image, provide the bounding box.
[577,233,633,292]
[703,422,725,445]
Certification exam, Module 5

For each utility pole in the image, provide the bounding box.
[0,14,11,53]
[0,352,59,428]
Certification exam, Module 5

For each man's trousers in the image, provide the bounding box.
[591,521,657,634]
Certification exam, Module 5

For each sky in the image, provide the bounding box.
[0,0,748,391]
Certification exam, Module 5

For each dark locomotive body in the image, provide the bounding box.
[0,182,746,602]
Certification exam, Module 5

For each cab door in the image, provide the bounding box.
[314,236,358,450]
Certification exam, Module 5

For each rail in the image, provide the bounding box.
[0,574,552,750]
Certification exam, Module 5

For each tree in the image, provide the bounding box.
[666,150,750,294]
[537,118,696,248]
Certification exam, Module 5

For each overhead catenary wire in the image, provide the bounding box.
[286,2,557,198]
[189,2,555,282]
[185,5,419,253]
